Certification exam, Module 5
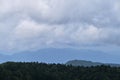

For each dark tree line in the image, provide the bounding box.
[0,62,120,80]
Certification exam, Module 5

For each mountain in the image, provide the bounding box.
[66,60,120,67]
[0,48,120,64]
[0,54,11,63]
[11,48,109,63]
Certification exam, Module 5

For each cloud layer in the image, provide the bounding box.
[0,0,120,52]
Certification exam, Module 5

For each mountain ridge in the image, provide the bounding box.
[0,48,120,64]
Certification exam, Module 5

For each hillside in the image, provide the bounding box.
[0,62,120,80]
[66,60,120,67]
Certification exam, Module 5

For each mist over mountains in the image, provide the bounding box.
[0,0,120,66]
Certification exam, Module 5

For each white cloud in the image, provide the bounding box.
[0,0,120,52]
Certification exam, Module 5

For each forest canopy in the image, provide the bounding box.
[0,62,120,80]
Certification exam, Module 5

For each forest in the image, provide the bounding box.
[0,62,120,80]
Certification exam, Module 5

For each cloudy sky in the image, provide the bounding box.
[0,0,120,54]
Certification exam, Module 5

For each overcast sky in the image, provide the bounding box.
[0,0,120,53]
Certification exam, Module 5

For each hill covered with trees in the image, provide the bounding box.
[0,62,120,80]
[66,60,120,67]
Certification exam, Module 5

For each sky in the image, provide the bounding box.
[0,0,120,57]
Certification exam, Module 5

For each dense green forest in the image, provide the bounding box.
[0,62,120,80]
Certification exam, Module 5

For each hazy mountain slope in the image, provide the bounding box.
[0,54,11,63]
[0,48,120,64]
[7,48,112,63]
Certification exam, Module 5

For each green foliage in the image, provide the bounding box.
[0,62,120,80]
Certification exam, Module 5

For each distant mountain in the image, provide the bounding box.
[0,48,120,64]
[0,48,107,63]
[0,54,11,63]
[66,60,120,67]
[11,48,109,63]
